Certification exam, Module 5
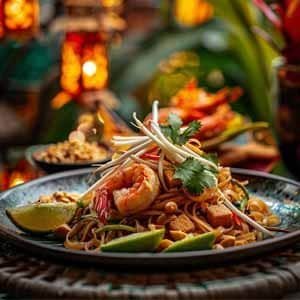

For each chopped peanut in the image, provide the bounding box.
[235,240,247,246]
[169,214,195,233]
[248,198,269,213]
[157,239,173,252]
[207,204,232,228]
[220,235,236,248]
[38,192,79,204]
[164,201,178,214]
[266,215,281,226]
[37,195,52,203]
[169,230,187,241]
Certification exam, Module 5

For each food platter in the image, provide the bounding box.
[0,168,299,268]
[26,144,111,173]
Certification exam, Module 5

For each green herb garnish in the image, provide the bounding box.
[161,113,201,145]
[160,113,218,195]
[202,152,219,165]
[174,157,218,195]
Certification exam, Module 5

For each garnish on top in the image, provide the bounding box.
[160,113,201,146]
[174,157,218,195]
[159,112,218,195]
[77,101,274,238]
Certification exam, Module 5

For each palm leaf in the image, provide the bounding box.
[209,0,279,122]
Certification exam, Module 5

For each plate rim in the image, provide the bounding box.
[0,168,300,265]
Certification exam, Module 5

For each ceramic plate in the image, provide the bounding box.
[0,168,299,268]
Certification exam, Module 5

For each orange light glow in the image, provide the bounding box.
[101,0,123,9]
[0,3,4,38]
[8,171,25,188]
[0,170,8,190]
[0,160,39,191]
[82,44,108,90]
[51,91,72,110]
[174,0,213,27]
[61,39,81,96]
[1,0,39,36]
[96,104,133,144]
[82,60,97,77]
[60,31,109,97]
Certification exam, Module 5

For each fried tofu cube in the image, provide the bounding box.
[169,214,195,233]
[207,204,232,228]
[164,168,181,188]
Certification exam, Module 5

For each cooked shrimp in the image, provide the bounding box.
[93,163,160,222]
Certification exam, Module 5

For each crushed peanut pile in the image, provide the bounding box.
[37,191,80,204]
[34,140,108,164]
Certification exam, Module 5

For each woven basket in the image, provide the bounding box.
[0,239,300,299]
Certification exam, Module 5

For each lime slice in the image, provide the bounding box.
[101,229,165,252]
[163,232,215,253]
[6,203,77,234]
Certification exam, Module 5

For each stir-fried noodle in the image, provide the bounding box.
[38,101,280,252]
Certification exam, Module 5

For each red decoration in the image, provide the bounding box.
[254,0,300,63]
[0,160,39,191]
[0,0,39,39]
[60,31,109,98]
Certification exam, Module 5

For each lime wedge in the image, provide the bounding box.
[163,232,215,253]
[101,229,165,252]
[6,203,77,234]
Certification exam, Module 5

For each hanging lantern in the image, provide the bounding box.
[99,0,126,40]
[52,0,112,107]
[0,4,4,38]
[173,0,213,27]
[101,0,123,10]
[60,31,109,98]
[0,0,39,39]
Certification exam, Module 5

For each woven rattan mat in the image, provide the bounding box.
[0,238,299,300]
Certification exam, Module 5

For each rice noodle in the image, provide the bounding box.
[65,173,278,251]
[130,155,158,169]
[158,152,168,191]
[63,101,279,252]
[96,139,152,173]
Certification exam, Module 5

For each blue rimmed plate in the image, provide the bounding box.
[0,168,299,268]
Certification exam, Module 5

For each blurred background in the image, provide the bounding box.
[0,0,299,190]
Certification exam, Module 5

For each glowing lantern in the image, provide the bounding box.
[60,31,109,98]
[99,0,126,39]
[173,0,213,27]
[0,3,4,38]
[0,0,39,38]
[101,0,123,10]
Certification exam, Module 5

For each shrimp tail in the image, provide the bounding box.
[93,188,111,224]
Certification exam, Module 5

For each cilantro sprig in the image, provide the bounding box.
[174,157,218,195]
[160,113,201,145]
[159,112,218,195]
